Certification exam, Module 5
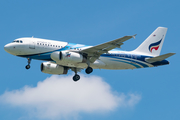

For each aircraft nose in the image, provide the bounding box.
[4,44,10,52]
[4,43,14,54]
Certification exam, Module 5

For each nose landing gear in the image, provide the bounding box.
[25,58,31,69]
[25,65,30,69]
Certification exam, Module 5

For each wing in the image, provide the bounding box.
[80,35,136,63]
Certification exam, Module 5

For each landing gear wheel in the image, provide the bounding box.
[25,58,31,69]
[25,65,30,69]
[73,74,80,82]
[85,67,93,74]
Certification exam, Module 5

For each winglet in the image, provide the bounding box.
[133,34,137,39]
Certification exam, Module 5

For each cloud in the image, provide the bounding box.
[0,74,141,120]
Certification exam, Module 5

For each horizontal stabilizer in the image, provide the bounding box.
[145,53,176,63]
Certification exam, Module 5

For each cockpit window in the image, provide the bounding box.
[12,40,23,43]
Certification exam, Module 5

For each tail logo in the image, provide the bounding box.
[149,39,162,52]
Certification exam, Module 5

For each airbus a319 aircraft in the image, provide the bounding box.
[4,27,175,81]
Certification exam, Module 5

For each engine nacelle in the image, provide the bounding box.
[41,62,68,75]
[51,51,86,63]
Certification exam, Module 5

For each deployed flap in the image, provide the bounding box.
[145,53,175,63]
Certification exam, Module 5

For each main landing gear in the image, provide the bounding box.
[25,58,31,69]
[73,74,80,82]
[85,60,93,74]
[85,67,93,74]
[72,66,93,82]
[72,68,80,82]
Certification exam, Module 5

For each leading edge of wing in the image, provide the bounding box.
[80,34,136,56]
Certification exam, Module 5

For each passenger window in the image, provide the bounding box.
[17,40,19,43]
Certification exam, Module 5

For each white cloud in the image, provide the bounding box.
[0,74,141,120]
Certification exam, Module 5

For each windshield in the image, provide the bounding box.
[12,40,23,43]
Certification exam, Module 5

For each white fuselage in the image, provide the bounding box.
[4,27,173,81]
[4,37,169,70]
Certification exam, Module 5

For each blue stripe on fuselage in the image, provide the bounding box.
[101,54,150,68]
[111,59,142,68]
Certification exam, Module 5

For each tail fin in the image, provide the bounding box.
[133,27,167,56]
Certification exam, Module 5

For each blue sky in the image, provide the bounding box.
[0,0,179,120]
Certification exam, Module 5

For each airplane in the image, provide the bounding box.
[4,27,175,81]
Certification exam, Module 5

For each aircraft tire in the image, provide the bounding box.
[25,65,30,69]
[85,67,93,74]
[73,74,80,81]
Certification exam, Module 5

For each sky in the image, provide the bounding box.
[0,0,179,120]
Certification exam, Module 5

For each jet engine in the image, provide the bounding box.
[51,51,87,63]
[41,62,68,74]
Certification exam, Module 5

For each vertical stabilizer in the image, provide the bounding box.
[133,27,167,56]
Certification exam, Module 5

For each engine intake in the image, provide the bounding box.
[41,62,68,75]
